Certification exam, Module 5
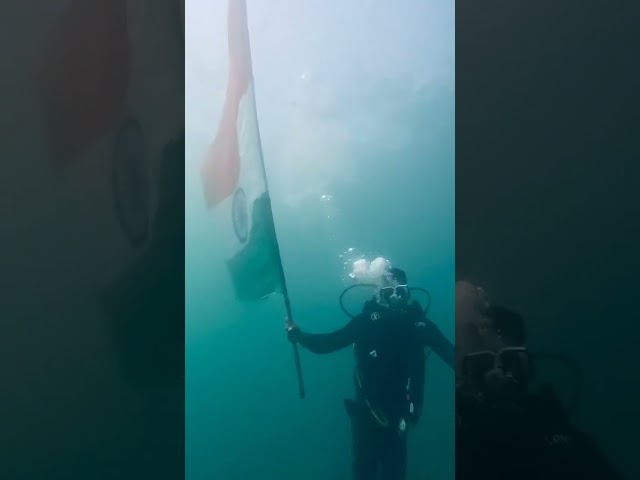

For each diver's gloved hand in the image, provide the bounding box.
[285,316,301,343]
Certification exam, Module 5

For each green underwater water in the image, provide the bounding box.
[186,0,454,478]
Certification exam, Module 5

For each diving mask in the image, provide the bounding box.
[379,285,410,303]
[462,346,532,386]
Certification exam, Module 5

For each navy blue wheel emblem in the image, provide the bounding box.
[232,188,249,243]
[111,116,151,248]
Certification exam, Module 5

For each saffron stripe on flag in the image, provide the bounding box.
[37,0,131,164]
[200,0,253,208]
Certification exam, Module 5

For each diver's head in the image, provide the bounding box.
[455,282,528,358]
[456,286,531,395]
[378,267,409,309]
[385,267,407,286]
[484,305,527,349]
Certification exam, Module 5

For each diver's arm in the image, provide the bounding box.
[288,316,362,354]
[417,319,455,369]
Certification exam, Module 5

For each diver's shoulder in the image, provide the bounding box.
[529,383,570,422]
[359,297,378,312]
[407,300,426,316]
[355,298,380,320]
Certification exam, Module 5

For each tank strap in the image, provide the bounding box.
[355,368,390,428]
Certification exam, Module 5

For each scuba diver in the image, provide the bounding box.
[455,281,623,480]
[286,267,454,480]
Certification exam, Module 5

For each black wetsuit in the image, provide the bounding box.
[290,299,454,480]
[456,383,623,480]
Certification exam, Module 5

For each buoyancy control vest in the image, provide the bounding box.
[352,299,427,426]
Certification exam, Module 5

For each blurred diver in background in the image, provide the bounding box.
[287,266,454,480]
[455,281,623,479]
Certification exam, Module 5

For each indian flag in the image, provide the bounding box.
[201,0,284,301]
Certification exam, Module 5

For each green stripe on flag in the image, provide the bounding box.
[226,193,284,301]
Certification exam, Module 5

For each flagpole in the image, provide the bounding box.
[245,73,305,400]
[261,190,305,399]
[233,0,305,400]
[265,194,305,400]
[281,277,306,400]
[244,89,306,397]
